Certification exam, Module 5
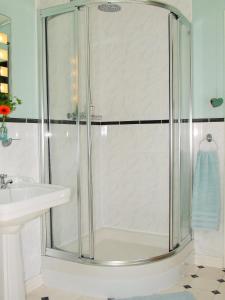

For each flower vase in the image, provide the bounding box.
[0,122,8,141]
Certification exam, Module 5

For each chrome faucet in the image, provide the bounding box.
[0,174,13,189]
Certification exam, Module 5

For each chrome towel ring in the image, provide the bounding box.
[199,133,218,150]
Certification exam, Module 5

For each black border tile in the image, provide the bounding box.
[193,118,209,123]
[2,117,225,125]
[181,119,189,123]
[79,121,87,125]
[50,119,76,125]
[26,118,40,123]
[119,120,140,125]
[140,120,162,124]
[5,117,26,123]
[209,118,225,122]
[101,121,119,125]
[91,121,101,125]
[60,120,76,125]
[49,119,63,124]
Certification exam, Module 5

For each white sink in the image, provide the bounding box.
[0,182,70,227]
[0,179,71,300]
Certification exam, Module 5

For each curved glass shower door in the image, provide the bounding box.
[41,1,192,265]
[87,3,170,262]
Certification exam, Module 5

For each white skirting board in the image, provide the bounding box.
[194,254,224,268]
[25,274,43,294]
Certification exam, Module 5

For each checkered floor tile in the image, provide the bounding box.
[163,264,225,299]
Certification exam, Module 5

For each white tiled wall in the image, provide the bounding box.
[193,122,225,267]
[46,122,170,247]
[49,124,79,247]
[0,123,41,281]
[0,123,39,180]
[98,124,169,235]
[89,4,169,122]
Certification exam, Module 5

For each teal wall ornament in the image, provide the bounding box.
[210,98,224,108]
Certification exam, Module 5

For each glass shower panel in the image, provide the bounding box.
[171,17,192,248]
[45,10,80,254]
[179,21,192,243]
[88,3,170,261]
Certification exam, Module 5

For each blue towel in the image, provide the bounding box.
[192,150,220,230]
[110,292,195,300]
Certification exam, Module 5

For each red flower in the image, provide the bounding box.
[0,105,11,115]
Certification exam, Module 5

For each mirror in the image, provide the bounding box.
[0,15,10,94]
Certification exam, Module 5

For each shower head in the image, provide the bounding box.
[98,3,121,13]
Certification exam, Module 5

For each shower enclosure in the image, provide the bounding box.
[40,0,192,266]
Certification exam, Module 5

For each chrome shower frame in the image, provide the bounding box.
[39,0,192,267]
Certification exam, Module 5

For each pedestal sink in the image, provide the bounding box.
[0,179,71,300]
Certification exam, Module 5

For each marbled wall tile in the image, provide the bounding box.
[48,124,104,247]
[89,4,169,121]
[98,124,169,235]
[48,124,79,246]
[0,123,39,180]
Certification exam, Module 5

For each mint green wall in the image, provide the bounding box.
[193,0,225,118]
[1,0,224,119]
[0,0,38,119]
